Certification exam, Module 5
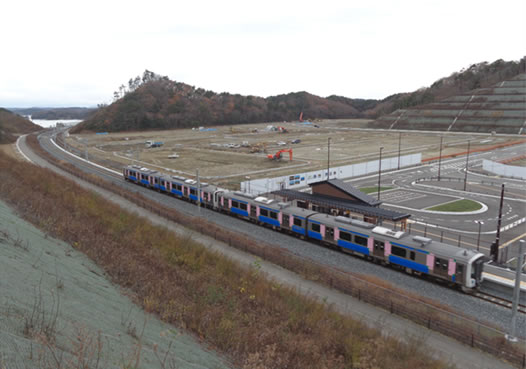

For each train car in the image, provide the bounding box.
[301,212,485,289]
[122,166,486,290]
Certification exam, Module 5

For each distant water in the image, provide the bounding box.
[29,118,83,128]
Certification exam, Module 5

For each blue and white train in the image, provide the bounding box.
[123,165,486,291]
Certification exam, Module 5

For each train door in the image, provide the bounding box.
[325,226,334,239]
[456,263,464,285]
[373,240,384,258]
[434,257,449,278]
[213,191,220,209]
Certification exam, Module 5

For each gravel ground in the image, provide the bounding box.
[0,200,232,369]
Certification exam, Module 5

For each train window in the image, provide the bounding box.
[340,232,351,241]
[391,246,406,258]
[232,200,239,208]
[326,227,334,237]
[270,211,278,220]
[435,258,447,270]
[354,235,368,246]
[260,208,269,217]
[239,202,247,211]
[282,214,289,224]
[293,218,302,227]
[190,188,197,195]
[311,223,320,232]
[374,240,384,250]
[410,251,415,260]
[154,178,159,184]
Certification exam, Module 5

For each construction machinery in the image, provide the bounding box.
[267,149,293,161]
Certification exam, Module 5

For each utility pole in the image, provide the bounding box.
[377,146,384,201]
[506,240,524,342]
[495,183,505,252]
[397,132,402,170]
[463,140,471,191]
[327,137,331,180]
[438,136,443,181]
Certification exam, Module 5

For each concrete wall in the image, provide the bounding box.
[241,153,422,195]
[482,159,526,180]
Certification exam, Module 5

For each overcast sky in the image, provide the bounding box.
[2,0,524,107]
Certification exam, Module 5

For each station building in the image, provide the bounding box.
[272,178,411,230]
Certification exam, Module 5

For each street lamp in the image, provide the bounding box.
[397,132,402,170]
[475,220,484,251]
[438,136,443,181]
[463,140,471,191]
[377,146,384,201]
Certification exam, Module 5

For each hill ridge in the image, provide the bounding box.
[370,72,526,134]
[72,58,525,133]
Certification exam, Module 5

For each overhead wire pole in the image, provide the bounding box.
[196,168,201,216]
[377,146,384,201]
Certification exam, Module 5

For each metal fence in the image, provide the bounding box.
[483,159,526,180]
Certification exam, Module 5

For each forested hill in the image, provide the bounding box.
[71,77,362,133]
[72,58,524,133]
[0,108,42,144]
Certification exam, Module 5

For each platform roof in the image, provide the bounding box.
[310,179,382,206]
[273,189,410,222]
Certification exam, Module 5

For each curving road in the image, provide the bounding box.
[344,143,526,257]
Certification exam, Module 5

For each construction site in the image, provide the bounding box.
[62,118,523,189]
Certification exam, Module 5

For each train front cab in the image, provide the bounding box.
[464,254,485,290]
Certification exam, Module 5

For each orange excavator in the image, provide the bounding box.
[267,149,293,161]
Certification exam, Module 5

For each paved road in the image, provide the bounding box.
[345,143,526,257]
[16,131,520,369]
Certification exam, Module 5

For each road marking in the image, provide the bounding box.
[15,135,33,163]
[500,232,526,248]
[49,136,121,176]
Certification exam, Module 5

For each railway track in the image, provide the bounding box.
[473,291,526,314]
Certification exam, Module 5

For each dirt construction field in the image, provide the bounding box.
[65,119,522,187]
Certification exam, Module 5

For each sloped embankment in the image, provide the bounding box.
[0,200,231,369]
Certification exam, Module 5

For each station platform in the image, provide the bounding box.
[482,263,526,293]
